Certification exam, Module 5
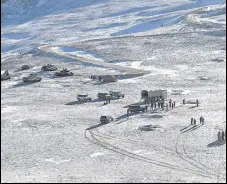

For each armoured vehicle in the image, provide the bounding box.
[55,69,73,77]
[1,70,10,81]
[127,105,146,114]
[22,73,42,83]
[41,64,58,71]
[100,116,114,124]
[21,64,32,70]
[109,91,124,98]
[77,94,92,102]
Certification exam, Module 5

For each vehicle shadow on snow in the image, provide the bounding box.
[140,114,163,119]
[188,105,198,109]
[207,140,226,147]
[12,82,35,88]
[65,98,103,105]
[86,123,107,131]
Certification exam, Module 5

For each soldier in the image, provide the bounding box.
[108,98,111,104]
[151,103,153,110]
[171,103,174,109]
[194,119,196,126]
[183,99,185,105]
[191,118,194,125]
[222,131,225,141]
[169,99,172,108]
[196,99,199,107]
[200,116,203,124]
[161,102,164,110]
[173,101,176,108]
[218,131,222,141]
[154,103,157,109]
[99,76,102,81]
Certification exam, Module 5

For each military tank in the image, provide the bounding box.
[41,64,58,71]
[55,69,73,77]
[22,73,42,83]
[1,70,10,81]
[21,64,32,70]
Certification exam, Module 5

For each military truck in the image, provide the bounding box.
[1,70,10,81]
[100,116,114,124]
[127,105,146,114]
[22,73,42,83]
[109,91,124,99]
[77,94,92,102]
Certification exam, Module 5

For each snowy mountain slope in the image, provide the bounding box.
[1,0,226,183]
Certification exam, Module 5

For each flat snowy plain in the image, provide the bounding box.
[1,0,226,183]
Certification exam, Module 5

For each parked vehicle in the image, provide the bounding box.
[22,73,42,83]
[77,94,92,102]
[127,105,146,114]
[21,64,32,70]
[55,69,73,77]
[109,90,124,98]
[97,92,109,99]
[100,116,114,124]
[42,64,58,71]
[1,70,10,81]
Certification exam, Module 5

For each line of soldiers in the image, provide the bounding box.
[149,99,176,111]
[150,101,165,110]
[218,130,226,142]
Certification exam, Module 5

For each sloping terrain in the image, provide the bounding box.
[1,0,226,183]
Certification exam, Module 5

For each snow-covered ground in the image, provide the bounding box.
[1,0,226,183]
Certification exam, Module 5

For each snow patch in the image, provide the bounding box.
[51,46,103,61]
[90,152,107,158]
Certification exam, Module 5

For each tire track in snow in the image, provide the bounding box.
[85,129,215,179]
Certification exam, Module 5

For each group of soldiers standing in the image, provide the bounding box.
[148,98,176,111]
[190,116,204,126]
[90,75,102,81]
[218,130,226,142]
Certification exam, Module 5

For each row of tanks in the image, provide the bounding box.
[1,64,74,83]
